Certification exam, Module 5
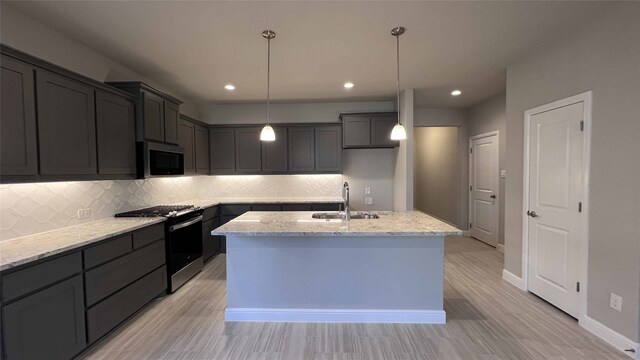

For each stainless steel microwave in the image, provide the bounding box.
[138,141,185,178]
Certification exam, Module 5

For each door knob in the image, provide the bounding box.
[490,195,497,199]
[527,210,538,218]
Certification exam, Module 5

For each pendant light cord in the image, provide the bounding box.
[396,32,401,126]
[267,36,271,126]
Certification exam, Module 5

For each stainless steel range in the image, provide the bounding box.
[116,205,203,292]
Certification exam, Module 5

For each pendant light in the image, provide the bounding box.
[390,26,407,141]
[260,30,276,141]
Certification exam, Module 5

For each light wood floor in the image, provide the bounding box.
[78,236,626,360]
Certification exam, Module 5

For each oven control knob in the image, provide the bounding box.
[168,211,177,217]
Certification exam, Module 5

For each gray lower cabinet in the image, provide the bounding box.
[36,69,97,175]
[235,127,262,174]
[0,55,38,179]
[95,90,136,176]
[202,217,221,261]
[210,128,236,174]
[315,125,342,172]
[288,127,315,172]
[179,119,196,174]
[195,124,210,174]
[3,275,86,360]
[164,100,180,145]
[282,203,313,211]
[261,127,288,173]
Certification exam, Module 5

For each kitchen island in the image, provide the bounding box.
[213,211,461,324]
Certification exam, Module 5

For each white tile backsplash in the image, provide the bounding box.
[0,174,343,241]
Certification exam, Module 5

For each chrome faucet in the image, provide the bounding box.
[343,182,350,220]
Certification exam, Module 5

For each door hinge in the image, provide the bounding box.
[469,222,472,228]
[470,185,473,191]
[576,282,580,292]
[580,120,584,131]
[470,148,473,154]
[578,202,582,213]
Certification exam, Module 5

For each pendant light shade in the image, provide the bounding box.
[260,30,276,142]
[390,26,407,140]
[260,124,276,141]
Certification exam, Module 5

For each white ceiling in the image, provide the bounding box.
[6,1,612,107]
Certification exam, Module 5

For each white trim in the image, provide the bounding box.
[502,269,526,290]
[461,230,472,237]
[580,316,640,359]
[468,130,500,247]
[521,91,592,323]
[496,243,504,253]
[225,308,446,324]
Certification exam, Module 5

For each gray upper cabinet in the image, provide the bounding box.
[235,127,262,174]
[0,55,38,179]
[288,127,315,173]
[143,91,164,142]
[261,127,288,173]
[36,69,97,175]
[341,113,398,149]
[195,124,210,174]
[164,101,180,145]
[178,119,196,174]
[315,125,342,173]
[96,91,136,176]
[210,128,236,174]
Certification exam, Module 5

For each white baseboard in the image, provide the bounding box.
[461,230,471,237]
[496,243,504,253]
[225,308,446,324]
[580,315,640,359]
[502,269,526,290]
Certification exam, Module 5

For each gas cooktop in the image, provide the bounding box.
[115,205,199,218]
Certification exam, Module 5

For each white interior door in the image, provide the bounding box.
[527,101,585,318]
[469,133,499,246]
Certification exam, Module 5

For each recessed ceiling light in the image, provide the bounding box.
[224,84,236,90]
[343,82,354,89]
[451,89,462,96]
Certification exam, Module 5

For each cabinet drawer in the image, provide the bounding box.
[221,204,250,216]
[86,266,166,343]
[85,241,165,306]
[282,204,313,211]
[2,252,82,302]
[132,223,164,249]
[202,206,219,221]
[84,234,133,269]
[311,203,341,211]
[251,204,282,211]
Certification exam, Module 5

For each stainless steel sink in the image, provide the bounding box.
[311,212,380,220]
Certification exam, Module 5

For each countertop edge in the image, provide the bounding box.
[213,231,462,237]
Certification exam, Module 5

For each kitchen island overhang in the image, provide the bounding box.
[213,211,461,324]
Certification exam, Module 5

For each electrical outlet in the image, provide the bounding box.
[500,170,507,178]
[365,187,371,195]
[365,197,373,205]
[77,208,92,220]
[609,293,623,312]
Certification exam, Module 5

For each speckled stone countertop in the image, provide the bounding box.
[180,197,344,209]
[0,217,164,272]
[212,211,462,237]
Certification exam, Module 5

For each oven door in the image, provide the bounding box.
[166,214,203,292]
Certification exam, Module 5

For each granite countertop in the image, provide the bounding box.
[180,197,344,209]
[212,211,462,237]
[0,217,164,272]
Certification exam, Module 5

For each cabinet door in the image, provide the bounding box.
[143,92,164,142]
[261,127,288,173]
[235,127,262,174]
[371,115,399,147]
[95,91,136,176]
[3,275,86,360]
[36,70,97,175]
[163,100,180,145]
[195,124,210,174]
[202,217,221,261]
[342,116,371,148]
[0,55,38,177]
[315,125,342,172]
[288,127,315,173]
[178,120,195,174]
[209,128,235,174]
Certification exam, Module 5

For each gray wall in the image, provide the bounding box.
[413,127,459,226]
[504,3,640,341]
[200,100,397,211]
[0,4,200,118]
[466,93,506,245]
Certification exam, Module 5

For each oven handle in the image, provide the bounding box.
[169,215,203,232]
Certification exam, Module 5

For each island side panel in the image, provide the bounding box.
[225,235,445,323]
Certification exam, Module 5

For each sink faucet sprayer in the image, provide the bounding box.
[343,182,350,221]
